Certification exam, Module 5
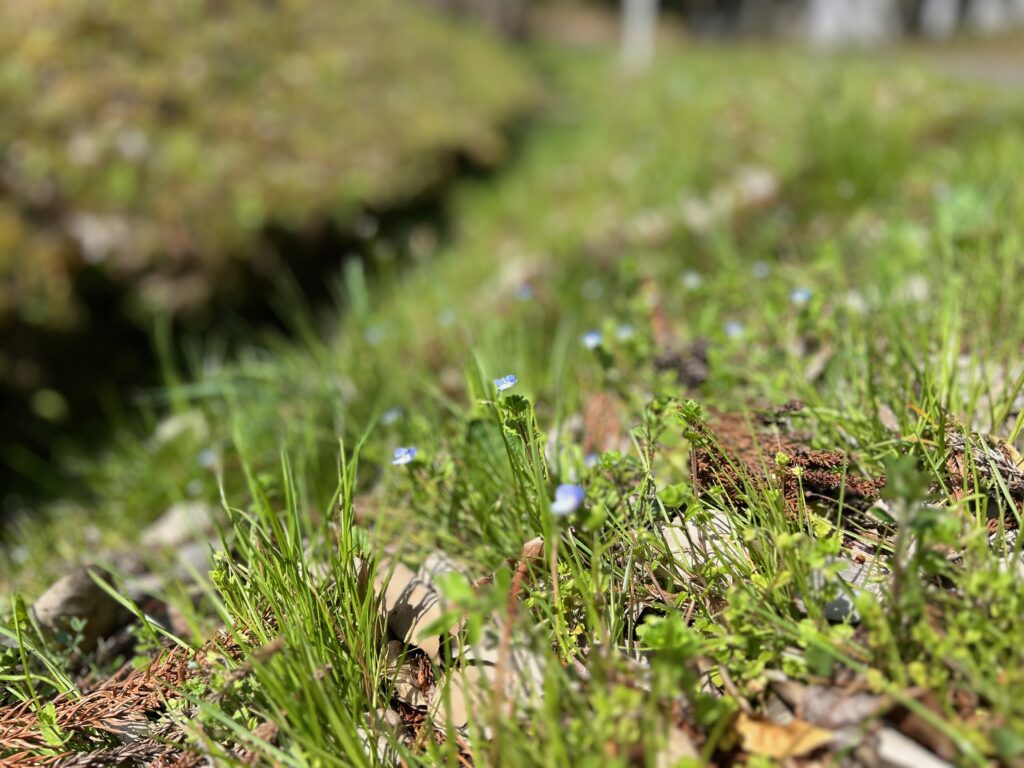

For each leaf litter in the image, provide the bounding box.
[685,404,886,517]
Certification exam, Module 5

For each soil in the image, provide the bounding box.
[944,426,1024,529]
[687,405,885,517]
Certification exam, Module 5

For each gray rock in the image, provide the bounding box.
[658,510,740,585]
[31,566,130,651]
[811,556,887,624]
[140,501,215,550]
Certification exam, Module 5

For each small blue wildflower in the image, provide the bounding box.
[551,484,585,516]
[381,407,403,426]
[584,452,600,469]
[392,446,417,466]
[682,271,704,290]
[364,326,384,346]
[494,374,518,392]
[515,283,534,302]
[616,324,634,341]
[752,261,770,279]
[724,320,744,339]
[790,287,812,306]
[197,448,216,469]
[581,330,602,350]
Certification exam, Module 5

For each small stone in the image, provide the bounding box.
[140,501,215,550]
[31,566,129,652]
[811,556,887,624]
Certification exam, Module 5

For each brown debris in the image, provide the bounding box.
[734,711,833,759]
[0,645,195,764]
[945,427,1024,527]
[232,720,281,766]
[688,410,884,516]
[886,690,958,762]
[582,391,624,456]
[0,628,256,766]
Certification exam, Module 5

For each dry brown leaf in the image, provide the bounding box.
[583,391,623,456]
[735,712,833,759]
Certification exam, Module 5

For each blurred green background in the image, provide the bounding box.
[2,0,1023,503]
[0,0,539,498]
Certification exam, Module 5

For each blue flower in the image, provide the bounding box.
[197,448,217,469]
[515,283,534,302]
[364,326,384,346]
[581,330,602,350]
[724,320,744,339]
[790,287,812,305]
[551,484,585,516]
[494,374,518,392]
[392,446,417,466]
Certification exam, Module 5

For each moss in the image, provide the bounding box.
[0,0,537,327]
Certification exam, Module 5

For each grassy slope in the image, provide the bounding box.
[5,43,1024,764]
[0,0,537,498]
[0,0,535,323]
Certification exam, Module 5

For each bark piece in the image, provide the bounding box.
[688,410,884,517]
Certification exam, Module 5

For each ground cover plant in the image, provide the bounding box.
[4,39,1024,766]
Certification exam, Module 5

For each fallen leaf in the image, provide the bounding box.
[385,641,431,710]
[735,712,832,759]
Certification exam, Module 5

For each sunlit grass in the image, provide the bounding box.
[5,43,1024,764]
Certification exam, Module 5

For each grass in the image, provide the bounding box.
[5,40,1024,765]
